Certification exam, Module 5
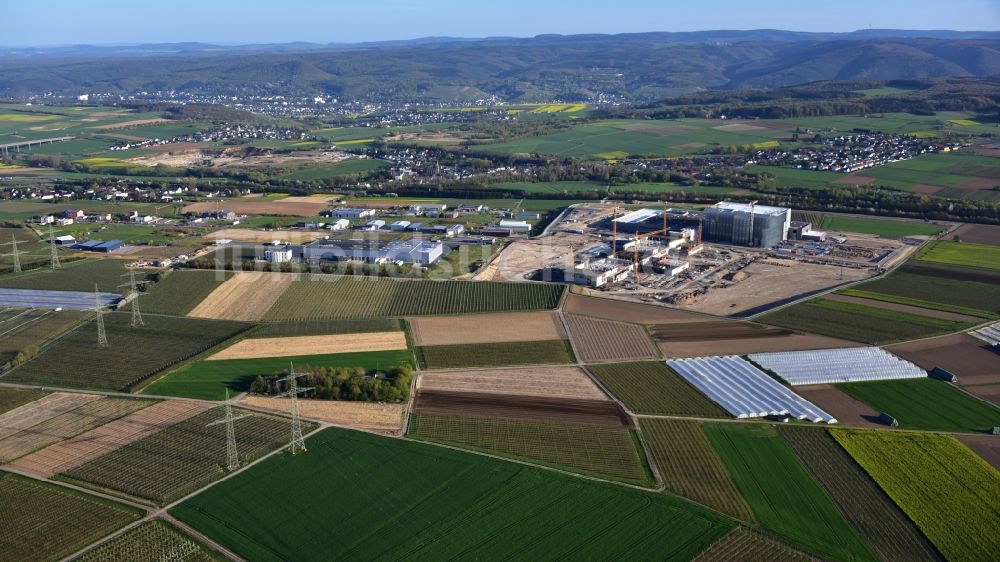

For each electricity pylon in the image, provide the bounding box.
[94,284,108,348]
[277,363,313,455]
[1,234,26,273]
[119,270,144,327]
[206,389,252,472]
[48,223,60,269]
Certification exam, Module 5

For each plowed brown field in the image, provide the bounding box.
[957,434,1000,471]
[417,366,606,400]
[9,400,209,477]
[241,395,405,433]
[208,332,407,360]
[409,312,565,346]
[188,272,296,321]
[413,390,631,427]
[650,321,860,357]
[564,314,659,362]
[563,293,712,324]
[795,385,884,428]
[887,333,1000,386]
[184,196,335,216]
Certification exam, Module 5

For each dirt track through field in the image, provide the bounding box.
[825,294,983,322]
[241,395,405,433]
[8,400,210,477]
[563,293,712,324]
[188,272,296,321]
[418,366,607,400]
[208,331,407,360]
[413,390,631,427]
[795,385,884,428]
[650,320,862,357]
[887,334,1000,386]
[409,312,565,346]
[0,392,101,441]
[564,314,660,362]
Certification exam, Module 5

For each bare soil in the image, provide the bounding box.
[563,293,713,324]
[887,334,1000,386]
[413,390,631,427]
[963,384,1000,408]
[8,400,209,477]
[796,385,885,428]
[409,312,565,346]
[950,223,1000,246]
[89,118,170,131]
[183,195,336,217]
[208,332,407,360]
[834,174,876,186]
[649,321,860,357]
[825,294,983,322]
[188,271,296,321]
[0,393,101,441]
[908,184,945,195]
[564,314,660,362]
[417,366,607,400]
[203,229,328,244]
[241,395,406,434]
[956,434,1000,471]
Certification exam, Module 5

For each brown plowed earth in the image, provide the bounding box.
[564,314,660,362]
[417,366,607,400]
[409,312,565,346]
[563,293,712,324]
[950,223,1000,246]
[887,334,1000,386]
[795,385,885,428]
[413,390,632,428]
[956,434,1000,471]
[650,321,860,357]
[825,294,982,322]
[9,400,210,477]
[963,384,1000,408]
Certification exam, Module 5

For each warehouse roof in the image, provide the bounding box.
[713,201,789,216]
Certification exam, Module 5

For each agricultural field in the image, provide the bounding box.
[641,419,753,521]
[0,387,47,415]
[0,226,47,274]
[0,309,87,366]
[408,413,653,485]
[252,318,401,337]
[143,349,413,400]
[208,331,407,360]
[794,385,884,428]
[172,428,731,560]
[563,293,714,324]
[703,423,875,561]
[812,215,944,237]
[0,392,101,441]
[417,366,606,400]
[950,222,1000,245]
[0,472,140,562]
[833,430,1000,562]
[3,313,251,391]
[188,271,297,321]
[887,333,1000,386]
[490,181,738,196]
[841,268,1000,319]
[241,395,406,433]
[62,407,301,505]
[74,519,217,562]
[693,528,809,562]
[0,258,130,294]
[837,378,1000,433]
[263,275,565,320]
[588,362,728,417]
[758,298,975,344]
[278,158,388,180]
[564,314,660,362]
[915,240,1000,270]
[416,339,574,369]
[129,270,232,315]
[408,311,564,346]
[182,195,335,217]
[0,397,151,463]
[779,426,941,562]
[649,320,858,357]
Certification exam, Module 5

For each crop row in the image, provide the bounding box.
[263,275,564,320]
[415,340,574,369]
[76,519,215,562]
[589,362,727,417]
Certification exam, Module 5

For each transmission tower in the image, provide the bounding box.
[94,284,108,348]
[1,234,27,273]
[206,389,252,472]
[119,269,144,328]
[48,223,60,269]
[277,363,313,455]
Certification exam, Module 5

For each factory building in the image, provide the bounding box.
[264,245,294,263]
[303,238,444,265]
[609,208,701,234]
[327,208,376,219]
[702,202,791,247]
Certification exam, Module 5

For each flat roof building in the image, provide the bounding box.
[303,238,444,265]
[703,202,791,248]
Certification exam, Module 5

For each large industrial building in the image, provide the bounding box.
[702,202,791,248]
[303,238,444,265]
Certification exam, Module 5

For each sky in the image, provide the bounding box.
[4,0,998,46]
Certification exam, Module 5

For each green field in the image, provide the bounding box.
[51,222,188,245]
[409,414,653,485]
[143,349,414,400]
[0,199,183,222]
[136,270,232,315]
[841,268,1000,319]
[172,428,731,561]
[588,362,728,417]
[416,339,574,369]
[490,181,737,196]
[62,408,300,505]
[0,258,131,294]
[0,226,47,273]
[779,426,941,562]
[3,313,251,392]
[641,419,753,521]
[704,423,875,561]
[252,318,402,337]
[815,215,944,237]
[75,519,217,562]
[279,158,388,180]
[833,430,1000,562]
[916,240,1000,270]
[263,275,565,320]
[0,472,141,562]
[837,378,1000,433]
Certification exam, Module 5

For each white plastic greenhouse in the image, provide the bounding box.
[748,347,927,386]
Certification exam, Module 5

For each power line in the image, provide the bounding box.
[119,269,145,328]
[277,363,313,455]
[206,389,253,472]
[94,284,108,348]
[48,223,60,270]
[0,234,27,273]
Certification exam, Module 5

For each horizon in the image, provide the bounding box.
[5,0,999,47]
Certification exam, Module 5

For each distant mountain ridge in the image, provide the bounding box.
[1,30,998,102]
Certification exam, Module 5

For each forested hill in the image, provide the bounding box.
[1,30,999,102]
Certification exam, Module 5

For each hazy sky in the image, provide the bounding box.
[5,0,998,46]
